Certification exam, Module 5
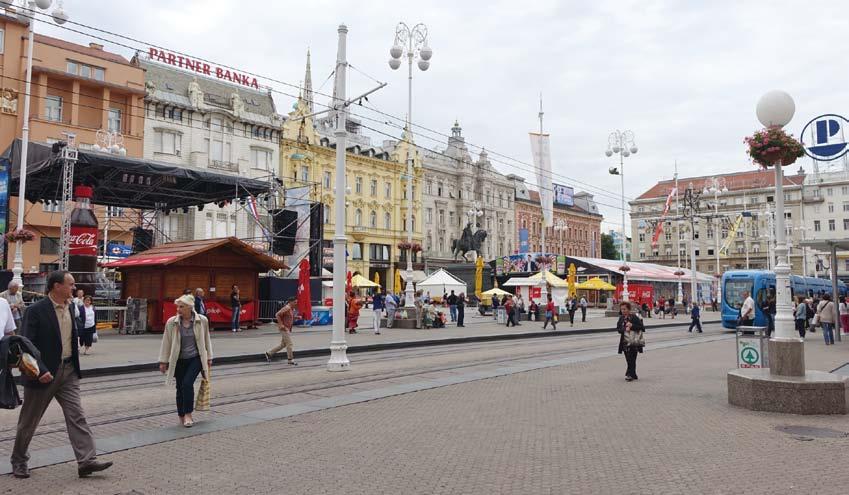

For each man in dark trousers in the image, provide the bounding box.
[194,288,207,317]
[11,270,113,479]
[688,302,703,333]
[456,293,466,327]
[447,290,458,322]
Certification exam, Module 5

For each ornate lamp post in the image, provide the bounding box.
[389,22,432,308]
[606,130,638,302]
[703,177,728,306]
[750,90,803,368]
[9,0,69,288]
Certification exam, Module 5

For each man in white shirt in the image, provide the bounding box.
[0,281,25,331]
[0,298,17,335]
[739,291,755,326]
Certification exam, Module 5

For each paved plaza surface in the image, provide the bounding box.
[80,309,721,372]
[2,321,849,493]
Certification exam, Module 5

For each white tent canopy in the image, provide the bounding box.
[417,268,467,296]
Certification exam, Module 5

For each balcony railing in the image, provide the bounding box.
[209,160,239,172]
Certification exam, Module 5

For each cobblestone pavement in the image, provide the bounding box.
[79,309,721,371]
[3,326,848,494]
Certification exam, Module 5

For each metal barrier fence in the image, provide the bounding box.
[258,300,285,322]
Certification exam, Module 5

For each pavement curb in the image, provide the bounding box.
[81,319,722,378]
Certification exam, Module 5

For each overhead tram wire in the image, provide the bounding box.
[6,73,631,217]
[22,8,629,206]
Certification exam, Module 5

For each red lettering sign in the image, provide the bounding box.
[150,47,258,89]
[69,226,98,256]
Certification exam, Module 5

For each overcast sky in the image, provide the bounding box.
[35,0,849,232]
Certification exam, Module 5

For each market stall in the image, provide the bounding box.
[106,237,285,332]
[417,269,467,300]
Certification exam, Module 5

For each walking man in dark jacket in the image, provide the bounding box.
[688,302,703,333]
[11,270,113,478]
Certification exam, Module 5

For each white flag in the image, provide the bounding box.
[529,132,553,227]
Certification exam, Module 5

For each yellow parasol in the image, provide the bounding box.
[352,273,379,288]
[475,256,483,299]
[481,287,511,305]
[567,263,577,298]
[575,277,617,291]
[528,270,569,287]
[394,267,402,294]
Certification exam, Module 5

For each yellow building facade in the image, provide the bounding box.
[279,97,423,290]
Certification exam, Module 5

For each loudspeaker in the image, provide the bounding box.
[309,203,323,276]
[131,228,153,253]
[271,209,298,256]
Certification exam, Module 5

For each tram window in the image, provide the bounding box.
[757,287,775,309]
[724,279,753,310]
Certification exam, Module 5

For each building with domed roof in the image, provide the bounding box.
[420,121,517,262]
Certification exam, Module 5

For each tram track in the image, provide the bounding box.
[0,327,729,445]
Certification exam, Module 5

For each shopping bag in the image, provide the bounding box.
[196,373,211,411]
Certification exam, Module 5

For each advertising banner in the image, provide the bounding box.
[163,300,257,326]
[495,257,504,276]
[556,255,567,274]
[519,229,529,253]
[0,157,9,268]
[553,184,574,206]
[285,186,312,269]
[106,242,133,258]
[529,132,553,227]
[496,252,556,275]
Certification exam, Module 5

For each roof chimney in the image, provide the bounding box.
[89,43,104,50]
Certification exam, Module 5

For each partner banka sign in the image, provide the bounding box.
[801,114,849,161]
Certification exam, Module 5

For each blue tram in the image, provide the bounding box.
[721,270,848,329]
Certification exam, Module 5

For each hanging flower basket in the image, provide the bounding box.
[674,269,685,277]
[411,243,423,253]
[619,265,631,273]
[5,229,35,243]
[744,127,805,169]
[397,241,412,251]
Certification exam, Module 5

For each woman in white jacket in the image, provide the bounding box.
[158,294,213,427]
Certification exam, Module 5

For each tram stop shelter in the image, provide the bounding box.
[105,237,285,332]
[800,238,849,340]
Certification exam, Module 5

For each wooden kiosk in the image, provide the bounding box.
[106,237,285,332]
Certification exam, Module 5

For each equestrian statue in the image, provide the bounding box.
[451,223,488,262]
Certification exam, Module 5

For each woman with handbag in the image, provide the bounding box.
[817,294,836,345]
[542,294,557,330]
[159,294,213,427]
[617,301,645,382]
[78,296,97,355]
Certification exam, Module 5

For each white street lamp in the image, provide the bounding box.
[10,0,70,288]
[756,90,795,343]
[606,130,638,302]
[389,22,431,309]
[702,177,728,306]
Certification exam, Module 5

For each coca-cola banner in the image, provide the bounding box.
[162,300,257,326]
[70,226,98,256]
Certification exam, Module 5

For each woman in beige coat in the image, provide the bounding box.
[158,295,213,427]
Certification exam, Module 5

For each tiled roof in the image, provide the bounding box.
[635,169,805,201]
[104,237,285,270]
[141,59,276,119]
[34,34,132,65]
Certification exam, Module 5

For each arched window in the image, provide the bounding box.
[355,209,362,226]
[384,212,391,230]
[369,210,377,228]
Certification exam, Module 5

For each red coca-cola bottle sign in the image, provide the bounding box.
[70,226,98,256]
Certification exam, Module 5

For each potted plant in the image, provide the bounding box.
[744,127,805,169]
[411,243,422,254]
[397,241,412,251]
[5,229,35,244]
[619,265,631,273]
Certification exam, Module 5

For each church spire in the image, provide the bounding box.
[304,48,314,113]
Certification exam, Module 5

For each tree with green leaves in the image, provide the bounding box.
[601,233,620,260]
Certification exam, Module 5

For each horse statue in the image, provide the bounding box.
[451,224,488,262]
